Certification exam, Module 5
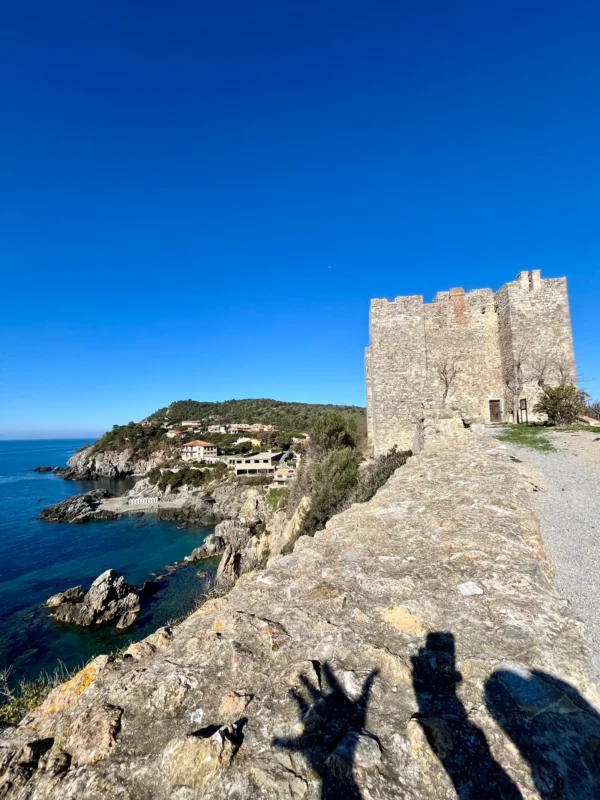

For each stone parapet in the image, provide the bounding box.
[2,435,598,798]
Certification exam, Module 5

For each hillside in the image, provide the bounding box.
[146,398,366,434]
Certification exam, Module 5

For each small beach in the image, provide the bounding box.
[0,439,215,685]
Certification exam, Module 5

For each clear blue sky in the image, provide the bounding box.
[1,0,598,438]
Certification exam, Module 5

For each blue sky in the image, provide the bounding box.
[1,0,598,438]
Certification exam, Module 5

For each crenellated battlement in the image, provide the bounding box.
[366,271,576,455]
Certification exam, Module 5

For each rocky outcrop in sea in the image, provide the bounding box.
[60,445,168,480]
[46,569,141,629]
[38,489,121,523]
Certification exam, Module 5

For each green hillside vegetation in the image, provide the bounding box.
[284,412,410,551]
[147,398,366,436]
[90,400,366,461]
[147,462,228,492]
[91,422,172,456]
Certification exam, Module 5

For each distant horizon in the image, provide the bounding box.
[0,434,102,442]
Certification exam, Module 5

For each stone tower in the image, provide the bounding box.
[365,270,576,456]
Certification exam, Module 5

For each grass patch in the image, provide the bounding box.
[265,487,289,511]
[557,424,600,434]
[496,424,555,452]
[0,662,80,725]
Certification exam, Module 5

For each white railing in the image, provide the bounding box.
[127,497,159,506]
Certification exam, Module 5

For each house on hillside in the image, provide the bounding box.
[272,467,296,487]
[231,452,283,476]
[181,441,217,461]
[228,423,253,434]
[233,437,261,447]
[181,420,203,428]
[166,430,183,438]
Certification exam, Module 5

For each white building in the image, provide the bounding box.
[233,437,261,447]
[181,440,218,461]
[231,452,283,476]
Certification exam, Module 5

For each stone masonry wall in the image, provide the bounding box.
[2,430,599,798]
[496,270,576,422]
[367,296,427,455]
[367,270,576,453]
[423,287,504,421]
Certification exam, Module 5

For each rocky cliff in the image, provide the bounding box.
[2,431,600,798]
[61,446,168,480]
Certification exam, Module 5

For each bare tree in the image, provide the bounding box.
[529,353,551,389]
[436,355,462,407]
[504,346,527,423]
[553,357,574,387]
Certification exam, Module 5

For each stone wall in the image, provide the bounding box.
[496,270,576,422]
[367,270,576,453]
[3,431,599,798]
[423,287,504,421]
[367,296,427,455]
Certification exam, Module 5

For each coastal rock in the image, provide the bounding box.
[267,494,311,561]
[46,586,84,608]
[184,534,226,562]
[214,519,254,549]
[39,490,119,524]
[5,433,600,798]
[158,495,223,526]
[61,445,168,481]
[48,569,141,629]
[33,465,55,473]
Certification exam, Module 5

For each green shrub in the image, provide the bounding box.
[299,448,360,537]
[0,663,79,726]
[352,447,411,504]
[310,413,358,453]
[266,488,289,511]
[533,385,589,426]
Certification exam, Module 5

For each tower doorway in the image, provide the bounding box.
[489,400,502,423]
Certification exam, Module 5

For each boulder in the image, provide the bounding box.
[45,586,84,608]
[48,569,141,629]
[39,490,119,524]
[184,534,226,563]
[33,466,55,473]
[213,519,253,550]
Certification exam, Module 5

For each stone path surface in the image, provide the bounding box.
[491,427,600,668]
[2,432,600,798]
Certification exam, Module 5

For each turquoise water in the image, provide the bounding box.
[0,439,216,684]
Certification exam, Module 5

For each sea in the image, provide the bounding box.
[0,439,216,685]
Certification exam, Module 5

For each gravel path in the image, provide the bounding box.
[489,427,600,667]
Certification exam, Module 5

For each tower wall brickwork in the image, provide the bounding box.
[366,270,576,455]
[495,271,576,421]
[367,296,427,454]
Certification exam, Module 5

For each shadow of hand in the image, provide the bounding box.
[273,662,378,800]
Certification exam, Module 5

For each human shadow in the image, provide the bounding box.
[272,661,378,799]
[486,667,600,799]
[411,632,523,799]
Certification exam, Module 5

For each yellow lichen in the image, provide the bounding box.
[381,606,425,636]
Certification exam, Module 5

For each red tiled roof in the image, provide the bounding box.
[182,441,215,447]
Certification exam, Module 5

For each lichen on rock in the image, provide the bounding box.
[3,432,600,798]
